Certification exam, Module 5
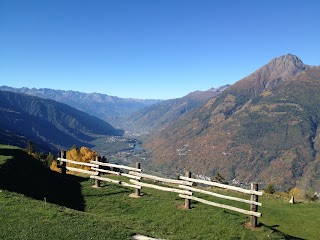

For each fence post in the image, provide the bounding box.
[135,162,141,197]
[60,150,67,175]
[250,182,259,228]
[94,156,101,188]
[184,171,191,209]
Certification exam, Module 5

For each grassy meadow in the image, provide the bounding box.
[0,145,319,239]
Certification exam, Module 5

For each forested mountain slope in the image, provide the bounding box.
[127,85,229,131]
[144,54,320,190]
[0,91,123,152]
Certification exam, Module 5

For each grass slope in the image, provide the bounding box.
[260,196,320,240]
[0,145,85,210]
[0,145,318,239]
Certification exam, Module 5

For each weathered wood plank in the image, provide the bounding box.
[91,167,121,175]
[250,182,259,227]
[91,161,142,172]
[179,185,262,206]
[184,171,192,209]
[90,175,120,184]
[60,151,67,175]
[131,234,164,240]
[179,194,262,217]
[90,176,141,189]
[179,176,263,196]
[66,166,98,175]
[130,180,192,195]
[121,173,142,180]
[134,162,141,197]
[91,168,142,180]
[120,181,142,189]
[129,171,193,186]
[58,158,98,168]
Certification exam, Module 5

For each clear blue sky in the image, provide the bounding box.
[1,0,319,99]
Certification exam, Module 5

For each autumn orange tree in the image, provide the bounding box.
[67,146,97,170]
[50,146,97,173]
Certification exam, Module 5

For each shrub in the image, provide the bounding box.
[265,183,276,194]
[289,187,303,199]
[304,189,319,202]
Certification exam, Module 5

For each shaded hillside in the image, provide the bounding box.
[0,145,85,210]
[127,85,229,131]
[144,54,320,190]
[0,91,123,152]
[0,86,161,126]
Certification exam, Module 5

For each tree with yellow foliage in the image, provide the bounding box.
[50,146,97,174]
[50,160,61,173]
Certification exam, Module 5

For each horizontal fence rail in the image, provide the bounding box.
[90,175,141,189]
[57,150,263,228]
[179,185,262,206]
[90,160,142,172]
[179,176,262,196]
[128,171,193,186]
[66,166,98,176]
[91,167,142,180]
[57,158,98,168]
[179,194,262,217]
[129,179,192,195]
[179,175,262,226]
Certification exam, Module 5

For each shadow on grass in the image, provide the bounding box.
[259,223,305,240]
[84,188,130,197]
[0,148,85,211]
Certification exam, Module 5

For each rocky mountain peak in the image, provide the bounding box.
[208,84,230,92]
[231,54,310,95]
[267,54,308,76]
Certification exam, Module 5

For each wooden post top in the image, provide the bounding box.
[136,162,141,169]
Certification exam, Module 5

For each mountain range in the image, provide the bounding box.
[127,85,229,131]
[0,90,123,152]
[143,54,320,190]
[1,53,319,191]
[0,86,161,127]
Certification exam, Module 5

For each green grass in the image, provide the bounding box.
[0,144,318,239]
[0,190,132,240]
[260,195,320,240]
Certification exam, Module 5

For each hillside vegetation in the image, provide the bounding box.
[1,145,319,239]
[144,54,320,191]
[127,86,229,131]
[0,90,123,152]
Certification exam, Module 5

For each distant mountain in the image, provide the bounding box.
[0,87,162,126]
[127,85,229,131]
[144,54,320,190]
[0,91,123,152]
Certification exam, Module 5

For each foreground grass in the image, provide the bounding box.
[0,190,133,240]
[1,181,286,240]
[0,145,318,239]
[81,179,288,240]
[260,195,320,240]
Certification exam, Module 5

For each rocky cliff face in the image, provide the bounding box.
[228,54,309,98]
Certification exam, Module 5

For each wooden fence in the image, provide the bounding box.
[57,151,262,228]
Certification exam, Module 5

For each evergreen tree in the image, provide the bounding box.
[26,140,34,155]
